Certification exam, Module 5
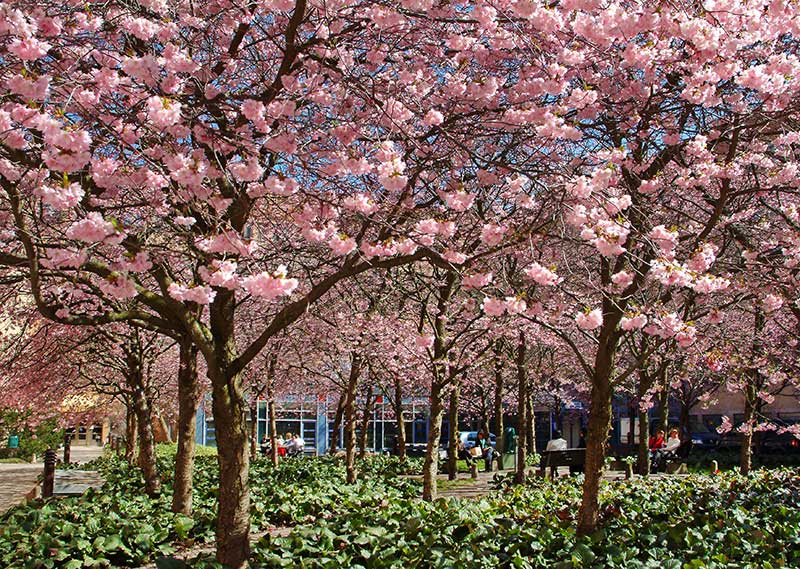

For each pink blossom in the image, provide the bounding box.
[329,234,357,256]
[168,282,217,305]
[480,223,507,246]
[242,266,299,300]
[611,270,635,288]
[66,213,116,243]
[763,294,783,313]
[196,231,256,257]
[675,326,697,348]
[442,191,475,212]
[230,158,263,182]
[505,296,527,315]
[463,272,493,289]
[8,37,51,60]
[415,334,434,349]
[423,110,444,126]
[199,260,240,290]
[116,252,152,273]
[415,219,440,235]
[649,225,678,254]
[620,314,648,331]
[99,276,138,299]
[524,262,562,286]
[395,239,418,255]
[249,177,300,198]
[717,415,733,434]
[146,96,182,128]
[174,216,196,227]
[41,249,87,269]
[443,250,467,264]
[687,243,717,272]
[576,308,603,330]
[481,297,507,316]
[343,194,378,215]
[34,182,84,210]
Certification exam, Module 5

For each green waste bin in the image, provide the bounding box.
[8,435,19,449]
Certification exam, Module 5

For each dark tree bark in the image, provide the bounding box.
[172,339,199,515]
[741,308,765,475]
[447,381,461,480]
[267,354,279,467]
[514,332,528,485]
[526,390,535,455]
[124,404,138,465]
[394,375,406,460]
[358,385,375,460]
[422,379,445,500]
[131,379,160,497]
[492,340,505,467]
[576,317,619,537]
[344,351,363,484]
[328,392,346,455]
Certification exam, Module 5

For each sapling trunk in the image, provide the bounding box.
[172,340,199,515]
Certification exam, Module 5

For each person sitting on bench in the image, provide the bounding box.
[545,430,568,478]
[652,428,681,471]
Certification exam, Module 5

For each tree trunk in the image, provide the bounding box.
[358,385,374,460]
[447,382,460,480]
[249,402,258,461]
[577,353,614,537]
[515,332,528,485]
[526,390,535,455]
[125,405,138,464]
[637,407,650,476]
[172,340,199,516]
[740,383,756,475]
[656,383,670,432]
[422,380,445,500]
[394,375,406,460]
[210,369,250,568]
[678,401,690,440]
[741,309,764,476]
[493,341,505,467]
[265,354,279,467]
[328,392,346,455]
[131,379,160,497]
[344,352,362,484]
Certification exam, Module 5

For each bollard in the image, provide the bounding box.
[470,462,478,479]
[625,462,634,480]
[63,434,71,464]
[42,448,57,498]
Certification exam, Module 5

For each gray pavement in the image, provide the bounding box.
[0,445,104,514]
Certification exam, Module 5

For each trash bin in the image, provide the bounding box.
[502,427,517,469]
[8,435,19,449]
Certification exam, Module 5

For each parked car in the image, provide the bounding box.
[458,431,497,450]
[689,431,721,449]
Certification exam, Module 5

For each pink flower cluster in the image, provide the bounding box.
[575,308,603,330]
[328,234,357,256]
[242,266,298,300]
[168,283,217,305]
[34,182,84,210]
[480,223,507,246]
[442,191,475,212]
[66,213,118,244]
[343,194,379,215]
[146,96,182,129]
[99,276,138,300]
[199,261,240,290]
[482,296,526,316]
[375,141,408,192]
[463,272,493,289]
[415,334,434,349]
[524,262,562,286]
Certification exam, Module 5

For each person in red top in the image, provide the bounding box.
[648,429,666,451]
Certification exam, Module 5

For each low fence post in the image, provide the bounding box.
[42,448,57,498]
[63,434,71,464]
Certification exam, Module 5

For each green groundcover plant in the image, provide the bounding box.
[1,446,798,568]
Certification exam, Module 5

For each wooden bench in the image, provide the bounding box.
[538,449,586,478]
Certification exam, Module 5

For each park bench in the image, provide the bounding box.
[538,449,585,478]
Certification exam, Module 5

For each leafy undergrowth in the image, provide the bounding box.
[253,469,800,569]
[0,450,422,568]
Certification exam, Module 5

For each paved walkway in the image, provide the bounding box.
[0,445,104,515]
